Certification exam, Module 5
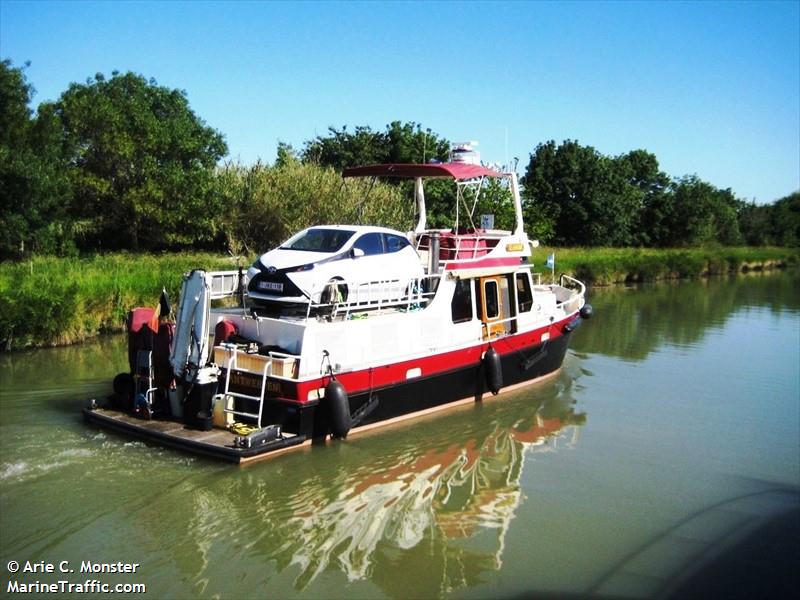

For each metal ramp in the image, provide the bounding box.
[208,270,246,300]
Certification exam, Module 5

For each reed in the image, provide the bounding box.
[532,246,799,285]
[0,253,239,349]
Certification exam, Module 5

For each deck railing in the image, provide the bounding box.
[208,269,247,300]
[556,274,586,315]
[304,274,442,320]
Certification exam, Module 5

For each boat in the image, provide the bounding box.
[83,161,592,463]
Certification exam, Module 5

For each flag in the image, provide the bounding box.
[545,253,555,270]
[159,287,171,319]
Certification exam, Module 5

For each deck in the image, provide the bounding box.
[83,408,306,463]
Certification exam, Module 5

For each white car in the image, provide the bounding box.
[246,225,424,310]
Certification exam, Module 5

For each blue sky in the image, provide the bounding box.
[1,0,798,203]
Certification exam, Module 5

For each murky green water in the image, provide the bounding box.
[1,272,798,599]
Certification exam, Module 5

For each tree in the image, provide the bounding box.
[302,121,453,226]
[0,60,73,258]
[275,141,298,168]
[647,176,742,247]
[51,71,227,250]
[770,191,800,246]
[616,149,671,246]
[737,200,772,245]
[302,121,450,169]
[216,161,412,254]
[521,140,641,246]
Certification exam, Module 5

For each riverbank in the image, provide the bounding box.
[0,253,237,350]
[1,246,797,350]
[533,246,798,285]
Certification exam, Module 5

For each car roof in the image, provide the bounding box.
[305,224,408,235]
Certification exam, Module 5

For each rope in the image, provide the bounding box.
[229,422,259,436]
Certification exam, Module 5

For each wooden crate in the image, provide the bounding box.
[271,356,297,379]
[213,346,269,372]
[213,346,297,378]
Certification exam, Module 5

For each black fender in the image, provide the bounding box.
[325,379,351,439]
[484,347,503,395]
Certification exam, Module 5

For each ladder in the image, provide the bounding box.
[221,346,271,425]
[135,350,159,407]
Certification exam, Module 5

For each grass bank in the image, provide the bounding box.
[532,246,799,286]
[1,246,798,350]
[0,253,237,350]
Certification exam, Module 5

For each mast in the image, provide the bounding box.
[414,177,427,233]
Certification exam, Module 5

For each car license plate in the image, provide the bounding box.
[258,281,283,292]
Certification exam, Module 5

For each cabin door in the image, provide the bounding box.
[478,276,512,340]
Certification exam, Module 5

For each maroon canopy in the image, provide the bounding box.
[342,163,504,180]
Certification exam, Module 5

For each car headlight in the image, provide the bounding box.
[246,263,260,280]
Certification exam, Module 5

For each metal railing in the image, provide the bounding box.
[304,275,442,320]
[208,270,247,300]
[556,274,586,314]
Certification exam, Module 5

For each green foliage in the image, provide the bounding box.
[0,252,235,349]
[301,121,454,226]
[771,192,800,246]
[740,192,800,247]
[302,121,450,169]
[472,178,516,231]
[275,141,299,168]
[0,60,74,258]
[521,141,648,246]
[522,141,756,248]
[534,246,798,285]
[647,175,742,246]
[215,161,413,254]
[52,71,227,251]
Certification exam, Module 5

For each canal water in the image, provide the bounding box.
[1,271,798,599]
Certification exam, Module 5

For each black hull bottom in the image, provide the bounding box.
[304,332,573,440]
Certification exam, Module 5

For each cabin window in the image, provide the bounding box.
[484,280,499,319]
[451,279,473,323]
[516,272,533,312]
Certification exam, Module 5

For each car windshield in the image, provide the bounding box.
[280,228,356,253]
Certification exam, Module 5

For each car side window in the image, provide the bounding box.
[353,232,384,256]
[384,233,410,253]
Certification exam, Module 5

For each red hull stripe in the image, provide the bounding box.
[290,312,576,403]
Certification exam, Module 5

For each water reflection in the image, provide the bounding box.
[574,271,800,361]
[164,367,586,596]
